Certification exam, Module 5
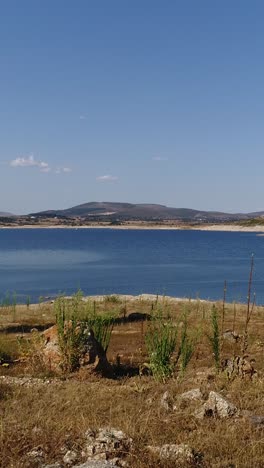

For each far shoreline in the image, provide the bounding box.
[1,223,264,233]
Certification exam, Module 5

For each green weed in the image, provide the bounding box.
[54,291,116,372]
[145,307,178,381]
[208,305,220,370]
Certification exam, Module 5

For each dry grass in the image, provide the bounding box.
[0,296,264,467]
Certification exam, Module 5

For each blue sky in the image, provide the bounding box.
[1,1,264,214]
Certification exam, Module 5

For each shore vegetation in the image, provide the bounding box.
[0,289,263,467]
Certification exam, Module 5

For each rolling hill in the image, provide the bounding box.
[29,202,264,222]
[0,211,15,217]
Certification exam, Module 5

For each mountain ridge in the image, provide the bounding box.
[29,202,264,222]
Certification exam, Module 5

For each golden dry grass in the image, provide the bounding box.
[0,296,264,467]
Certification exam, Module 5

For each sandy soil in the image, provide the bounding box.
[1,223,264,232]
[193,224,264,233]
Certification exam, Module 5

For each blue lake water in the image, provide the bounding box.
[0,228,263,304]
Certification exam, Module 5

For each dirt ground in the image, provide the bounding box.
[0,295,264,467]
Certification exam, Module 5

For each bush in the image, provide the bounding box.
[208,305,220,370]
[145,309,178,381]
[54,292,116,372]
[104,295,121,304]
[88,314,115,353]
[145,307,196,381]
[178,312,197,375]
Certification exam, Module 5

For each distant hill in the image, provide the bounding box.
[0,211,15,217]
[29,202,264,222]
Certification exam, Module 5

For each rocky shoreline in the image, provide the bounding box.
[1,223,264,232]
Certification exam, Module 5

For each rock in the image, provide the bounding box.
[160,391,173,411]
[82,427,132,464]
[41,464,61,468]
[194,367,216,384]
[173,388,203,411]
[42,428,131,468]
[42,325,62,372]
[63,450,78,465]
[27,447,45,463]
[0,375,58,388]
[73,462,116,467]
[247,415,264,426]
[42,324,113,376]
[195,391,238,419]
[221,356,256,379]
[148,443,194,464]
[223,330,240,343]
[32,425,43,435]
[180,388,203,401]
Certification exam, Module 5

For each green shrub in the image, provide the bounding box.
[145,309,178,381]
[0,336,17,364]
[208,305,220,370]
[145,306,197,381]
[54,292,116,372]
[55,294,86,371]
[104,295,121,304]
[88,314,115,352]
[178,313,197,375]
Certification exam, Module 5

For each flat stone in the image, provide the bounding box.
[148,443,194,463]
[180,388,203,401]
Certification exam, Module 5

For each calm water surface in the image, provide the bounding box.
[0,228,263,304]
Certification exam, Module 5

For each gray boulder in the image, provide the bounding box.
[195,391,238,419]
[82,427,132,464]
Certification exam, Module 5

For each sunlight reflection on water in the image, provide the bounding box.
[0,249,105,269]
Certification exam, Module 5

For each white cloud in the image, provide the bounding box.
[55,167,72,174]
[152,156,168,161]
[10,155,72,174]
[10,155,51,172]
[40,166,51,173]
[10,155,39,167]
[96,175,118,182]
[79,115,87,120]
[39,161,49,169]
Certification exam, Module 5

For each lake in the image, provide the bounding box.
[0,228,263,304]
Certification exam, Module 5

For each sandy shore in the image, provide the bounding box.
[1,223,264,232]
[193,224,264,233]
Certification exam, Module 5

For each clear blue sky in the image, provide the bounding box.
[1,1,264,214]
